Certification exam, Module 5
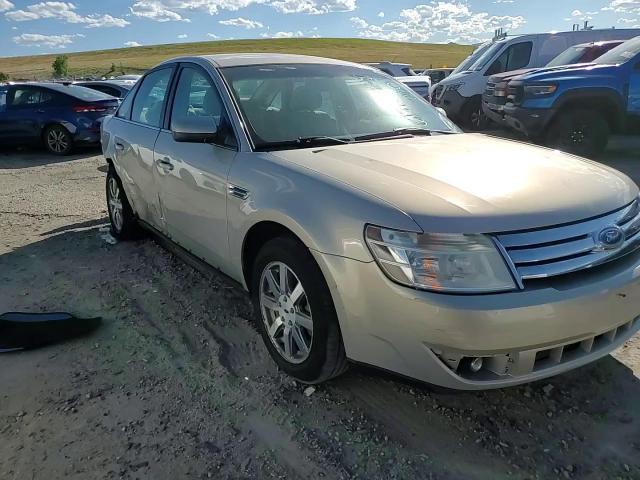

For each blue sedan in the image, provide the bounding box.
[0,82,119,155]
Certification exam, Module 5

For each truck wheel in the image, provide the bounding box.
[461,96,489,131]
[546,109,609,157]
[251,236,348,384]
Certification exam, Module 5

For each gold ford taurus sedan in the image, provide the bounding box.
[101,54,640,389]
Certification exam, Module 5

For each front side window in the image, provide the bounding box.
[131,68,172,127]
[222,63,459,151]
[170,66,236,148]
[486,42,533,75]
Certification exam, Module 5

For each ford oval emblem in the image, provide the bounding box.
[596,226,625,251]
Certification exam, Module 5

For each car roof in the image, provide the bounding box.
[573,40,625,48]
[159,53,370,69]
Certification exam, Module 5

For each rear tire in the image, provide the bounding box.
[44,124,73,155]
[106,166,140,240]
[545,108,609,157]
[251,236,348,384]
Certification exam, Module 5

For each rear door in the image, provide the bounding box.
[153,63,239,271]
[0,86,52,141]
[109,66,175,230]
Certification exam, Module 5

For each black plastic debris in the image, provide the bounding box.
[0,312,101,352]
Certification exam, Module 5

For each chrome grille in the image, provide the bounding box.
[495,199,640,282]
[485,82,496,96]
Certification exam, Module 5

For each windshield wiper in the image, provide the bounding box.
[354,127,457,142]
[253,135,354,152]
[296,135,354,145]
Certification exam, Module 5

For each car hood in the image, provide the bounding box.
[271,134,637,233]
[489,68,538,83]
[397,75,431,85]
[518,63,615,82]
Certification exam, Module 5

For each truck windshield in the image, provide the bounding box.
[593,37,640,65]
[546,46,586,67]
[221,63,460,151]
[467,42,506,71]
[451,41,492,74]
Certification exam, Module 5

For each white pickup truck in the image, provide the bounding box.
[365,62,432,100]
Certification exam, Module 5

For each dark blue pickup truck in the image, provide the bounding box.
[503,36,640,156]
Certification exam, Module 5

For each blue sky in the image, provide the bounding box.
[1,0,639,56]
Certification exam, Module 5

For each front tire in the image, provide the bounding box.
[251,236,348,383]
[106,166,139,239]
[546,108,609,157]
[460,96,489,131]
[44,124,73,155]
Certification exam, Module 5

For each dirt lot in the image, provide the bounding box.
[1,138,640,480]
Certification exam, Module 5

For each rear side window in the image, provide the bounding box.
[0,89,6,112]
[131,68,173,127]
[116,84,137,119]
[9,87,54,107]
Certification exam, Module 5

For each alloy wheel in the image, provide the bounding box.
[47,128,69,153]
[259,261,313,364]
[108,177,124,232]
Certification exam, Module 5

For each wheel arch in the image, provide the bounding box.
[551,88,625,132]
[241,220,310,293]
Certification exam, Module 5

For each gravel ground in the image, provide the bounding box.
[1,138,640,480]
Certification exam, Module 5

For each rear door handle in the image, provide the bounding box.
[157,157,174,171]
[36,109,45,114]
[115,142,125,151]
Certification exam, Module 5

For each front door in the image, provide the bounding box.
[153,64,239,272]
[628,57,640,117]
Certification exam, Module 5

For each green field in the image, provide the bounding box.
[0,38,473,80]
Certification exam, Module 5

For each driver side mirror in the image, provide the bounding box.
[172,116,218,143]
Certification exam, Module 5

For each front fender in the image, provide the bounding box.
[226,152,422,286]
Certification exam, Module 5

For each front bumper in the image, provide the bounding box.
[502,105,555,138]
[314,249,640,390]
[482,94,508,127]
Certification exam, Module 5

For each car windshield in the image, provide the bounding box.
[467,41,506,71]
[451,41,492,74]
[222,63,459,151]
[546,46,586,67]
[594,36,640,65]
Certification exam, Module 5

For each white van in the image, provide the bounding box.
[432,28,640,129]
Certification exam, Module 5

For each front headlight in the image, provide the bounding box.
[365,225,516,293]
[524,84,557,97]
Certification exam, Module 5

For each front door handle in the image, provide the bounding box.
[157,158,174,171]
[36,109,45,114]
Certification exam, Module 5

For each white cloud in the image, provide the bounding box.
[177,33,188,37]
[206,32,219,38]
[12,32,78,47]
[130,0,263,21]
[0,0,14,12]
[261,30,304,38]
[270,0,356,14]
[124,40,142,46]
[5,2,129,27]
[351,2,525,44]
[377,11,384,18]
[219,16,263,28]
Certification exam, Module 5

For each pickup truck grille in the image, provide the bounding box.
[495,199,640,282]
[485,82,496,96]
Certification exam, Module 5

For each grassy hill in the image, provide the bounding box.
[0,38,473,80]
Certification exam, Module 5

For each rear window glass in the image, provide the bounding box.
[65,86,114,101]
